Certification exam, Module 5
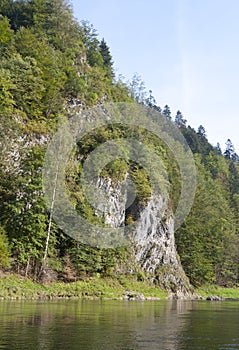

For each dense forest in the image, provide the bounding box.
[0,0,239,289]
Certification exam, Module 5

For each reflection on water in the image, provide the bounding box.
[0,300,239,349]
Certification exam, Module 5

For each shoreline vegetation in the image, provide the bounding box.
[1,274,239,301]
[0,273,168,301]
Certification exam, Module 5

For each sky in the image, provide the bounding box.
[72,0,239,152]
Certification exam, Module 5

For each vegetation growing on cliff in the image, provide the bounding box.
[0,0,239,290]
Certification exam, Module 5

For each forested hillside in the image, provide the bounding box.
[0,0,239,288]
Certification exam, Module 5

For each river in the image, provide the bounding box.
[0,300,239,349]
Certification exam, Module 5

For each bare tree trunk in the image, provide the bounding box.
[39,163,59,276]
[25,257,30,278]
[39,122,68,280]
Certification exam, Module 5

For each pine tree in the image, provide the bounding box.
[224,139,235,160]
[215,142,222,155]
[79,20,103,67]
[99,38,114,78]
[145,90,161,112]
[197,125,206,138]
[229,162,239,194]
[162,105,171,120]
[175,110,187,128]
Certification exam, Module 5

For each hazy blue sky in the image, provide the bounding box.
[72,0,239,152]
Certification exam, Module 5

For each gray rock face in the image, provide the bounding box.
[95,177,127,228]
[133,196,176,271]
[96,176,194,299]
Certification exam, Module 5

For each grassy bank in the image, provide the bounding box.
[0,274,168,301]
[196,284,239,299]
[2,274,239,301]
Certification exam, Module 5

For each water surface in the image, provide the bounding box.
[0,300,239,349]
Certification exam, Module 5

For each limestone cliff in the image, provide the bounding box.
[96,176,194,299]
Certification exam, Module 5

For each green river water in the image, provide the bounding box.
[0,300,239,349]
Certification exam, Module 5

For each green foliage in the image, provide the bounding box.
[0,0,34,31]
[116,275,168,299]
[175,110,187,128]
[0,0,127,130]
[79,20,104,67]
[196,284,239,299]
[99,38,114,78]
[102,159,129,182]
[0,226,10,267]
[0,15,13,45]
[1,54,44,118]
[130,166,152,204]
[66,239,129,278]
[162,105,171,120]
[1,146,51,274]
[1,0,239,292]
[0,66,15,112]
[0,274,168,300]
[182,125,213,156]
[176,154,239,287]
[0,0,133,281]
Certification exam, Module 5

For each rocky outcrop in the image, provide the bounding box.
[206,295,224,301]
[95,177,127,228]
[133,196,194,299]
[96,176,195,299]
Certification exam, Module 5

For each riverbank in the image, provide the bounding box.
[0,274,168,301]
[1,274,239,301]
[196,284,239,300]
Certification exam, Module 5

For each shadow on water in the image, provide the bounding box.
[0,300,239,349]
